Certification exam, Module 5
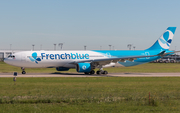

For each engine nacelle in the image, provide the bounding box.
[76,63,91,72]
[56,67,70,71]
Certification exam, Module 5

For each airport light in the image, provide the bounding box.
[54,44,56,50]
[32,44,35,51]
[127,44,132,50]
[100,46,102,50]
[133,46,136,50]
[59,43,63,50]
[109,45,112,50]
[84,46,87,50]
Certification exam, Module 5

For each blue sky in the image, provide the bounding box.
[0,0,180,50]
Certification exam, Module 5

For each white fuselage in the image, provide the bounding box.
[4,50,122,68]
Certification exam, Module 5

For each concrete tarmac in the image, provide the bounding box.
[0,72,180,77]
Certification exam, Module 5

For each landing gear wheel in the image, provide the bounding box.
[96,70,102,75]
[22,71,26,74]
[96,71,100,75]
[96,70,108,75]
[84,70,95,75]
[103,71,108,75]
[21,67,26,74]
[90,70,95,75]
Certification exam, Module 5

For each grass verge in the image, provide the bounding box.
[1,77,180,112]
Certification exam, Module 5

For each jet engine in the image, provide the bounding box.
[76,63,92,72]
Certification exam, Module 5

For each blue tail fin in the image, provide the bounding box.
[147,27,176,50]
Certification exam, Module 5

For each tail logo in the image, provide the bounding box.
[158,30,173,49]
[29,52,41,64]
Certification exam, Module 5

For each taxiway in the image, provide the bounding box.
[0,72,180,77]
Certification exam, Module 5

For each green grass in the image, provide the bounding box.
[1,77,180,112]
[1,61,180,73]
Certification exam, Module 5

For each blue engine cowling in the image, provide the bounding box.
[56,67,70,71]
[76,63,91,72]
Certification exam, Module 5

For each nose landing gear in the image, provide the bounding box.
[21,67,26,74]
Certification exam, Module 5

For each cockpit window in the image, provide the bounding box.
[8,54,15,58]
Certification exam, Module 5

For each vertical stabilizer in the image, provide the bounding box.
[147,27,176,50]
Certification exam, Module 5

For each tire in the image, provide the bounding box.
[97,70,105,75]
[96,71,100,75]
[22,71,26,74]
[90,70,95,75]
[103,71,108,75]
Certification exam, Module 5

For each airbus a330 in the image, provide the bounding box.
[4,27,177,75]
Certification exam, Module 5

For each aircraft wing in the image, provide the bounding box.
[70,54,158,66]
[70,51,179,66]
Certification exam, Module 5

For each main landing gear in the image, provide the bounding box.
[21,67,26,74]
[96,70,108,75]
[96,66,108,75]
[84,69,108,75]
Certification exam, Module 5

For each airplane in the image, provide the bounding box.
[4,27,177,75]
